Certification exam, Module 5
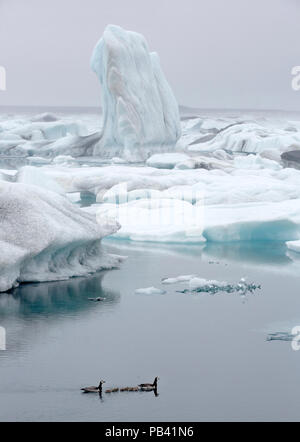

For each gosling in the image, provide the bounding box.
[106,388,119,394]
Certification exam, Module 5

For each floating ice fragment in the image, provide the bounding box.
[147,153,189,169]
[266,332,295,342]
[135,287,166,295]
[161,275,197,285]
[286,240,300,253]
[178,277,261,295]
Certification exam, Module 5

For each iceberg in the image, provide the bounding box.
[91,25,181,160]
[0,181,121,293]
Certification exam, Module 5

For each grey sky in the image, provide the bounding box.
[0,0,299,110]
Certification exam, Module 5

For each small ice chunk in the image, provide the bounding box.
[179,277,261,295]
[112,157,127,164]
[286,240,300,253]
[135,287,166,295]
[162,275,197,284]
[31,113,58,122]
[147,153,189,169]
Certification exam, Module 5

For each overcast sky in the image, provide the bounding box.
[0,0,299,110]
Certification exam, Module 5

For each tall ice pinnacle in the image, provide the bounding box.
[91,25,181,160]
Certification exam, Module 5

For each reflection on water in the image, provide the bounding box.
[1,240,300,421]
[105,238,293,268]
[0,271,120,319]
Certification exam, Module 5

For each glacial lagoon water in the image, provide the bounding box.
[1,240,300,421]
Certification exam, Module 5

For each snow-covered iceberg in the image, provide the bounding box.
[0,181,121,292]
[91,25,181,160]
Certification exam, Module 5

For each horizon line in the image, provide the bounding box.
[1,104,300,114]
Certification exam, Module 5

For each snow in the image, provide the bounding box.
[91,25,181,160]
[0,180,121,293]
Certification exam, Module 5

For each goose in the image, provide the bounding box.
[140,386,155,392]
[139,377,159,390]
[81,380,105,394]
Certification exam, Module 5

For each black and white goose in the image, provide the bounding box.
[139,377,159,391]
[81,380,106,394]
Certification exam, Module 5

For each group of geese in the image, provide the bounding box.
[81,377,159,395]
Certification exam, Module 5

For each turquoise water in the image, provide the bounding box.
[1,240,300,421]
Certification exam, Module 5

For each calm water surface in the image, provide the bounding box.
[1,240,300,421]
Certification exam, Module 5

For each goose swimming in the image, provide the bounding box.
[139,377,159,390]
[81,380,106,394]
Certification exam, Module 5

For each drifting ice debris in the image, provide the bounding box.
[177,277,261,295]
[161,275,197,285]
[88,297,106,302]
[135,287,166,295]
[266,332,295,342]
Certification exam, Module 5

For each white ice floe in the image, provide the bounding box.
[135,287,166,295]
[16,166,66,194]
[0,115,98,158]
[286,240,300,253]
[184,118,300,155]
[36,160,300,243]
[93,199,206,243]
[0,181,121,292]
[87,198,300,243]
[42,161,300,206]
[161,275,197,284]
[146,153,190,169]
[91,25,181,160]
